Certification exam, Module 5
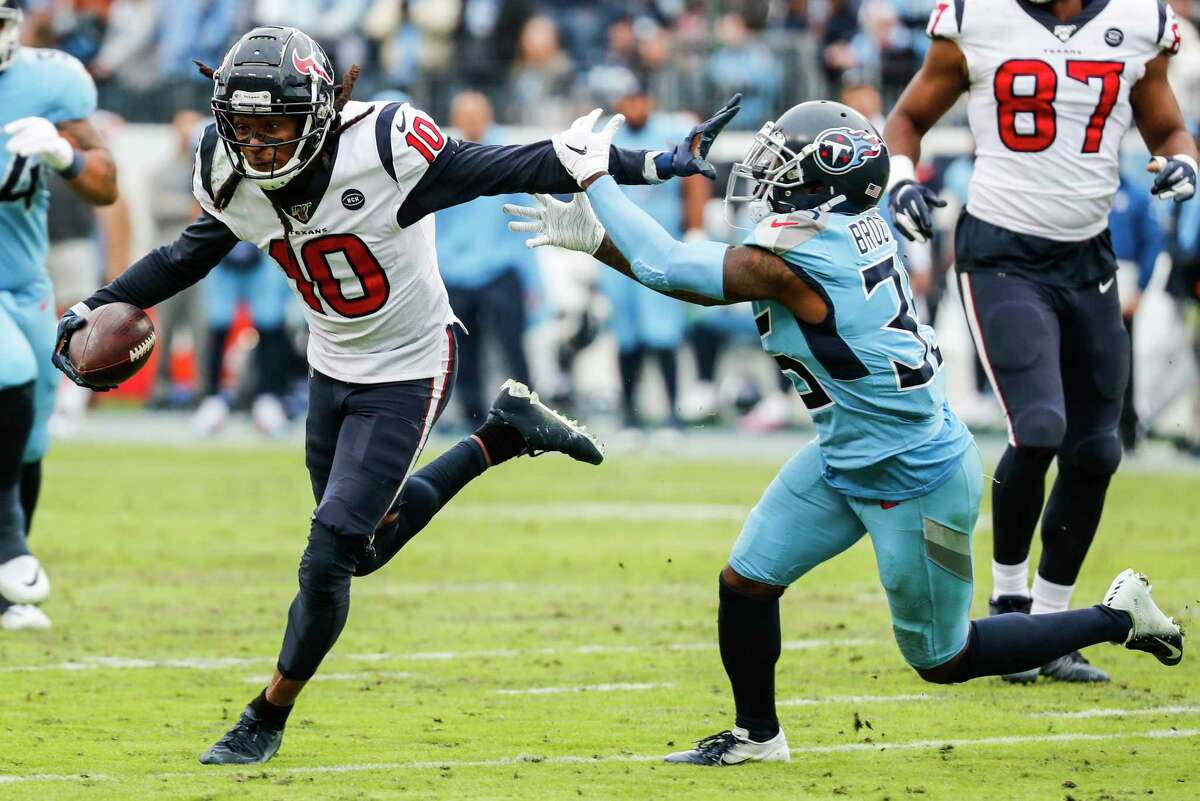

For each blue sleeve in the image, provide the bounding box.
[84,212,240,310]
[397,139,654,227]
[46,53,98,123]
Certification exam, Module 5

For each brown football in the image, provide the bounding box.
[67,303,156,388]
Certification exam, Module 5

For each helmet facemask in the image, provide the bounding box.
[212,90,333,191]
[725,120,847,227]
[0,5,22,73]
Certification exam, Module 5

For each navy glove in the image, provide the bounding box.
[52,307,110,391]
[888,180,946,244]
[1149,154,1197,203]
[654,93,742,181]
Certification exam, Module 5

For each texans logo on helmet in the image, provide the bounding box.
[814,128,884,175]
[292,45,332,84]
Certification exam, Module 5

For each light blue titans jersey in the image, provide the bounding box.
[0,47,97,292]
[747,208,972,500]
[612,114,688,236]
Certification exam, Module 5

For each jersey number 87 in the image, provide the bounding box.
[994,58,1124,154]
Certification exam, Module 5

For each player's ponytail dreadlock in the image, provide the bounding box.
[194,61,374,234]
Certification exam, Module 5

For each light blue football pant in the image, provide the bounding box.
[203,259,292,329]
[0,276,58,462]
[729,442,983,670]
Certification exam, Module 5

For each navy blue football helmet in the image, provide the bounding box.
[726,100,890,221]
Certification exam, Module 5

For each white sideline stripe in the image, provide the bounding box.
[779,693,933,707]
[5,728,1198,785]
[1031,705,1200,719]
[0,638,879,674]
[240,671,414,684]
[440,502,748,522]
[494,682,672,696]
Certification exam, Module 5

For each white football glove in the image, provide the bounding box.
[4,116,75,172]
[551,108,625,186]
[504,193,606,255]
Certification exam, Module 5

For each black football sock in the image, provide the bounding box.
[355,439,492,577]
[945,606,1131,682]
[0,383,35,563]
[718,575,781,742]
[690,327,721,384]
[991,445,1056,565]
[1037,466,1111,586]
[472,422,527,467]
[248,688,293,730]
[20,460,41,538]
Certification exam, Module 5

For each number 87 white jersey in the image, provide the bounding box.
[928,0,1181,241]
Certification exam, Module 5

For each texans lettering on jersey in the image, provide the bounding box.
[928,0,1181,241]
[193,100,458,384]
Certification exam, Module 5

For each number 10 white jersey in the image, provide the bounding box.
[928,0,1180,241]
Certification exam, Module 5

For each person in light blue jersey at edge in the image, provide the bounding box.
[602,77,710,431]
[0,0,118,632]
[506,97,1186,766]
[434,90,539,425]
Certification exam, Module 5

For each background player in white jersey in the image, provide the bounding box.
[0,0,117,631]
[504,101,1185,767]
[883,0,1197,683]
[50,26,739,765]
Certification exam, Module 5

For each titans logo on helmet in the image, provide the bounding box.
[814,128,884,175]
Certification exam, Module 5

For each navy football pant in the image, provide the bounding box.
[446,269,530,425]
[277,328,462,680]
[958,270,1127,585]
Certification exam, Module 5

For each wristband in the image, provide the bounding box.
[58,150,85,180]
[887,154,915,190]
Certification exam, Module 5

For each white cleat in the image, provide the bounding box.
[1,604,52,631]
[0,555,50,605]
[1103,569,1184,666]
[664,727,790,766]
[251,394,289,438]
[192,395,230,437]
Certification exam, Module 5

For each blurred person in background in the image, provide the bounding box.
[192,241,294,438]
[707,13,781,131]
[88,0,160,118]
[508,14,574,126]
[146,109,209,408]
[1109,170,1165,452]
[435,91,536,426]
[602,75,710,434]
[454,0,535,95]
[0,0,118,631]
[159,0,244,113]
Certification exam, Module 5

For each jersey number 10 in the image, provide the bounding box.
[994,59,1124,154]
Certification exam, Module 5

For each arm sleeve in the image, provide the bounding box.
[83,212,240,310]
[586,175,729,301]
[396,139,657,228]
[926,0,963,41]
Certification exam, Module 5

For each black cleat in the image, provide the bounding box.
[199,708,284,765]
[486,379,604,465]
[989,594,1039,684]
[1040,650,1110,682]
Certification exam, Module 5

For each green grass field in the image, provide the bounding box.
[1,440,1197,800]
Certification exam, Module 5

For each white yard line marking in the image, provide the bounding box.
[5,728,1197,785]
[0,638,880,674]
[493,682,672,696]
[779,693,934,707]
[0,773,108,785]
[1030,705,1200,719]
[240,671,414,684]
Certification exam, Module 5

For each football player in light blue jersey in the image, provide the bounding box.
[0,0,118,631]
[507,99,1186,766]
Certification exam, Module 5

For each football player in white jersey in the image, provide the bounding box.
[883,0,1196,683]
[50,27,741,764]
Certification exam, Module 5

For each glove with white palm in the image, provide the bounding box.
[504,193,605,255]
[4,117,76,172]
[551,109,626,186]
